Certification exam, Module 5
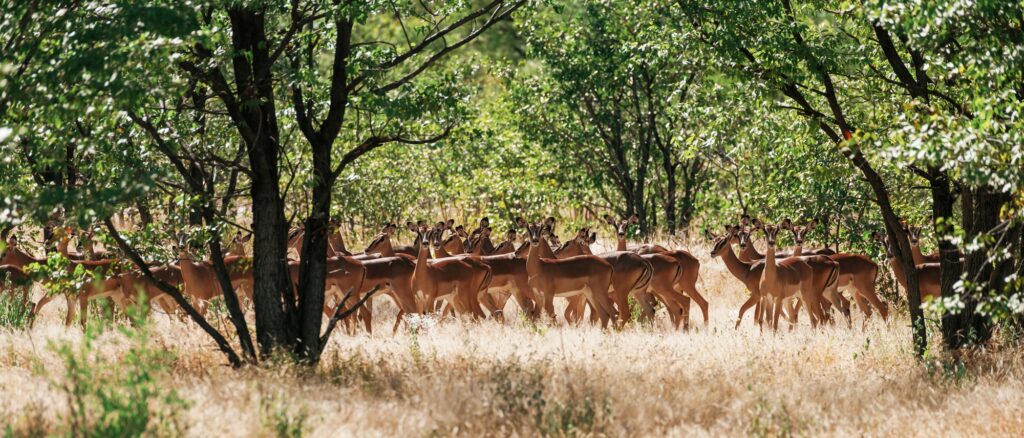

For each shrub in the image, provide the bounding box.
[49,304,188,436]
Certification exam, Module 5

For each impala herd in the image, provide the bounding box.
[0,214,948,333]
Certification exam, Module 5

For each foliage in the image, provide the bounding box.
[48,305,188,436]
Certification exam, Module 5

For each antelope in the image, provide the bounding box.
[0,263,31,310]
[756,220,832,330]
[903,224,962,265]
[2,233,123,326]
[604,215,709,327]
[326,216,350,257]
[555,226,655,327]
[410,227,491,319]
[602,215,668,254]
[288,255,366,315]
[118,265,184,315]
[872,232,941,301]
[771,219,847,326]
[519,219,617,327]
[736,215,834,262]
[707,226,771,328]
[429,224,502,318]
[365,221,421,257]
[351,255,420,334]
[177,246,254,317]
[788,221,889,325]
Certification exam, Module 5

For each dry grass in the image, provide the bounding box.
[2,241,1024,437]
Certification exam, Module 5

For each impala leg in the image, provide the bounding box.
[681,284,709,327]
[679,296,692,330]
[392,310,404,334]
[736,292,759,329]
[858,281,889,322]
[771,295,783,331]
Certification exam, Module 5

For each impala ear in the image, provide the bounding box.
[480,217,489,227]
[628,214,639,224]
[515,217,527,228]
[545,217,555,227]
[603,215,616,226]
[740,214,751,226]
[780,218,792,230]
[752,218,764,229]
[806,219,817,231]
[703,228,713,240]
[588,232,597,244]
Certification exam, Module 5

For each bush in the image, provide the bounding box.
[49,305,188,436]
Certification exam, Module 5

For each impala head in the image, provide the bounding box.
[708,225,737,258]
[760,220,784,248]
[455,225,468,239]
[787,219,816,245]
[604,214,638,238]
[735,226,753,250]
[907,226,923,246]
[523,221,543,245]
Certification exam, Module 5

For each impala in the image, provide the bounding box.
[555,225,655,327]
[410,227,491,319]
[520,219,617,327]
[708,226,769,328]
[756,220,829,330]
[772,219,847,326]
[430,224,499,318]
[872,232,941,301]
[788,220,889,325]
[177,246,254,317]
[118,264,184,315]
[737,215,834,262]
[602,215,668,254]
[6,231,125,327]
[604,215,709,328]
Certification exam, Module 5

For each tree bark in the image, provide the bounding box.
[228,7,293,356]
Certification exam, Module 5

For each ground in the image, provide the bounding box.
[1,242,1023,437]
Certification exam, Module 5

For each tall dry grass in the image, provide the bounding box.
[2,240,1023,436]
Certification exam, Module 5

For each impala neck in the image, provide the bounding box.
[328,230,347,255]
[616,237,627,252]
[525,241,542,277]
[910,243,927,265]
[740,243,762,261]
[792,243,803,257]
[515,241,530,258]
[414,238,431,283]
[719,243,755,282]
[434,242,452,258]
[764,244,779,283]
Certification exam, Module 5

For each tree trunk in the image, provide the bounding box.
[931,171,966,349]
[944,186,1007,348]
[295,139,332,361]
[228,7,293,356]
[663,158,677,235]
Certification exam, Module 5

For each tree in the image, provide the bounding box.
[513,1,707,235]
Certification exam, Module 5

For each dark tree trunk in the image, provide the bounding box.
[295,141,332,361]
[662,158,677,235]
[944,186,1008,348]
[931,171,966,349]
[228,7,293,356]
